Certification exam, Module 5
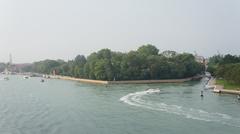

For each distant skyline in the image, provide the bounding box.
[1,0,240,63]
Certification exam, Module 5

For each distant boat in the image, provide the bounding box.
[41,79,45,83]
[205,85,215,89]
[3,77,9,81]
[213,89,221,93]
[145,88,161,94]
[42,75,51,79]
[23,76,29,79]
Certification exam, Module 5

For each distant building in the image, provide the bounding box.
[3,68,11,75]
[194,54,205,64]
[52,70,56,75]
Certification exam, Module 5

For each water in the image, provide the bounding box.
[0,75,240,134]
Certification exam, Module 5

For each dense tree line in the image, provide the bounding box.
[24,45,205,80]
[207,54,240,84]
[0,63,6,72]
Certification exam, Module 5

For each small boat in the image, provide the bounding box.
[3,77,9,81]
[145,88,161,94]
[23,76,29,79]
[213,89,221,93]
[43,75,51,79]
[41,79,45,82]
[205,85,215,89]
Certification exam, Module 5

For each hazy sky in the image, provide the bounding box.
[0,0,240,63]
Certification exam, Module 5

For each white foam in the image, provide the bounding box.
[120,89,240,127]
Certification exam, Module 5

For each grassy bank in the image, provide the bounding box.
[216,79,240,90]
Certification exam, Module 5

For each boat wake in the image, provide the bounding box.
[120,89,240,127]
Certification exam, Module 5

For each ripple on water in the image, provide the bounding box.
[0,90,62,134]
[120,89,240,128]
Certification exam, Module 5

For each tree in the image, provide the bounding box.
[120,51,146,80]
[97,49,112,59]
[88,58,113,81]
[137,44,159,57]
[208,54,223,66]
[74,55,86,66]
[22,45,204,81]
[111,52,125,80]
[220,54,240,65]
[72,55,86,77]
[146,55,160,79]
[161,50,177,58]
[84,53,98,79]
[0,63,7,72]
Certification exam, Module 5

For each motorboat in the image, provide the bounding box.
[23,76,29,79]
[205,85,215,89]
[145,88,161,94]
[3,77,9,81]
[213,89,221,93]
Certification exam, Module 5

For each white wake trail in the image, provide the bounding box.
[120,89,240,127]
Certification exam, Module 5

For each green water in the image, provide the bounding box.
[0,75,240,134]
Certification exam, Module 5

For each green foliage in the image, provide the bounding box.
[220,54,240,65]
[206,65,217,76]
[208,54,223,66]
[216,79,240,90]
[217,64,240,84]
[21,64,33,72]
[208,54,240,84]
[72,55,86,77]
[24,45,204,80]
[161,50,177,58]
[137,44,159,56]
[32,60,63,74]
[0,63,6,72]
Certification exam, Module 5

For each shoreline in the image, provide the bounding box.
[50,75,108,84]
[207,78,240,95]
[50,75,202,85]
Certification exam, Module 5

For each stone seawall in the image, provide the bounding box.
[51,75,108,84]
[51,75,199,85]
[108,78,192,84]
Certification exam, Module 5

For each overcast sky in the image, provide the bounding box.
[0,0,240,63]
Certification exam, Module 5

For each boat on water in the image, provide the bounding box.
[145,88,161,94]
[3,77,9,81]
[205,85,215,89]
[23,76,30,79]
[41,79,45,82]
[42,75,51,79]
[213,89,221,93]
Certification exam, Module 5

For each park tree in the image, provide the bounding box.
[137,44,159,57]
[23,45,204,81]
[161,50,177,58]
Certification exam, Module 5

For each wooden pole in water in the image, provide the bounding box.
[201,90,204,97]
